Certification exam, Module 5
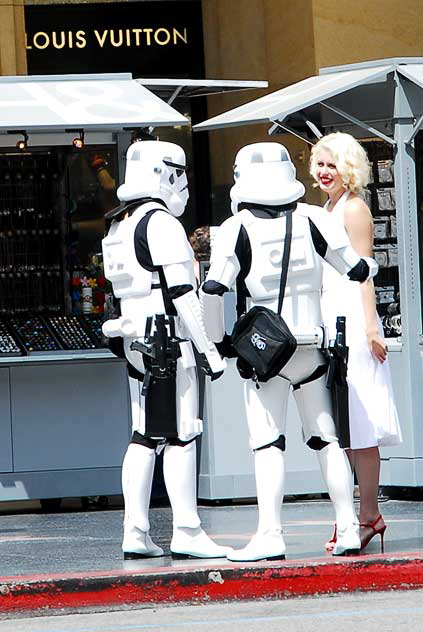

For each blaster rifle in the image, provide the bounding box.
[326,316,351,448]
[129,314,187,438]
[130,315,186,394]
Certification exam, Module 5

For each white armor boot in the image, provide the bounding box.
[316,442,360,556]
[163,441,230,558]
[228,446,286,562]
[121,443,164,558]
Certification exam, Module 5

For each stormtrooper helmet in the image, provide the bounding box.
[230,142,305,214]
[117,140,189,217]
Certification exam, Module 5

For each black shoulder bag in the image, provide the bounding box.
[230,211,297,383]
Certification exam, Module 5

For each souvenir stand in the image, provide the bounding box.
[196,58,423,499]
[0,73,267,505]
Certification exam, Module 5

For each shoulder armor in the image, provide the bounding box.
[210,214,243,261]
[147,210,194,266]
[297,202,350,251]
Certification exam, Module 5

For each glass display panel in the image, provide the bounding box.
[45,315,97,350]
[0,153,63,316]
[66,146,118,316]
[362,141,400,338]
[9,315,61,353]
[0,319,24,356]
[79,314,108,347]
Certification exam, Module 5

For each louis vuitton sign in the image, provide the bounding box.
[25,1,205,78]
[26,27,188,51]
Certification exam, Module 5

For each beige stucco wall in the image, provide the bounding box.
[0,0,27,75]
[312,0,423,70]
[202,0,316,213]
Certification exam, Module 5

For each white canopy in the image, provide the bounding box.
[396,63,423,90]
[0,74,268,137]
[136,78,268,100]
[193,64,395,131]
[0,73,189,133]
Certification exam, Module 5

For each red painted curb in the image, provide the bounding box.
[0,554,422,614]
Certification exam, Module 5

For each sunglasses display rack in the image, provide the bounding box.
[79,314,107,348]
[3,314,107,355]
[45,315,98,351]
[8,315,61,354]
[363,141,400,338]
[0,153,63,317]
[0,319,25,357]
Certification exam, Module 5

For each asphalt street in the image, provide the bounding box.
[0,498,422,576]
[0,589,420,631]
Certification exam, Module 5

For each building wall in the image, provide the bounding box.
[202,0,317,218]
[312,0,423,69]
[0,0,27,75]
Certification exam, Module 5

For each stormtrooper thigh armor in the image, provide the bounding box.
[128,352,200,443]
[244,349,335,451]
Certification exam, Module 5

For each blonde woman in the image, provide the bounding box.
[310,132,402,553]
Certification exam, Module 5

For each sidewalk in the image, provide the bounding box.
[0,497,422,616]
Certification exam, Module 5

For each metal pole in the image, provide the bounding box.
[393,72,423,469]
[116,131,132,186]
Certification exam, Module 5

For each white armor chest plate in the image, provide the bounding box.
[240,211,324,331]
[102,203,156,299]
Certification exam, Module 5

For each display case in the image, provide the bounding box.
[0,146,129,504]
[0,147,118,322]
[0,319,23,357]
[0,153,63,315]
[8,315,60,353]
[1,314,107,355]
[362,141,401,339]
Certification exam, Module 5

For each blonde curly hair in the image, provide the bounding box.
[309,132,371,194]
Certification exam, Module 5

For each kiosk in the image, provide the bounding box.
[196,58,423,498]
[0,73,266,505]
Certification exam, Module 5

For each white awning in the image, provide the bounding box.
[397,64,423,90]
[136,78,268,99]
[193,65,394,131]
[0,73,188,134]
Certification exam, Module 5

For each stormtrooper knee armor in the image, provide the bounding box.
[102,140,228,560]
[201,142,377,561]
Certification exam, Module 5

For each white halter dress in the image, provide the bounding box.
[321,191,402,449]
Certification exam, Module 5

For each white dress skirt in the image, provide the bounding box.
[321,191,402,449]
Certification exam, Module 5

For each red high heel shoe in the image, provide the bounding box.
[325,524,337,552]
[360,514,386,553]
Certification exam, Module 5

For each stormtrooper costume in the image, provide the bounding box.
[200,142,378,562]
[102,140,227,560]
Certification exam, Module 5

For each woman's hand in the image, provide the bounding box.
[367,330,387,363]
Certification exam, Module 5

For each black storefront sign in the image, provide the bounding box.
[25,0,204,78]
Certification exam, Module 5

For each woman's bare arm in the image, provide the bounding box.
[344,195,387,363]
